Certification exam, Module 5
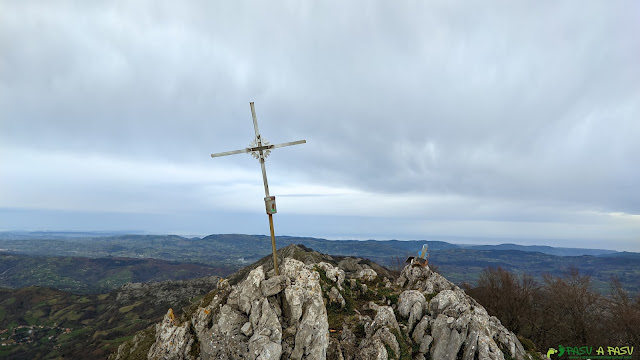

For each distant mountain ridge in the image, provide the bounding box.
[1,232,638,294]
[462,243,617,257]
[0,230,625,259]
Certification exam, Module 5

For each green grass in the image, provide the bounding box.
[499,343,515,360]
[119,301,144,314]
[517,335,537,352]
[32,309,46,318]
[119,304,135,314]
[58,327,91,341]
[424,292,437,302]
[527,351,544,360]
[385,344,397,359]
[112,335,134,343]
[24,314,39,326]
[391,328,413,359]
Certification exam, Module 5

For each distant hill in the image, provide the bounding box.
[430,249,640,294]
[464,243,618,257]
[597,251,640,259]
[1,232,638,294]
[0,252,232,294]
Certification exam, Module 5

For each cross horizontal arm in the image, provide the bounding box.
[210,148,248,158]
[211,140,306,158]
[271,139,306,149]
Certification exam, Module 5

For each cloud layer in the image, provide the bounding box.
[1,1,639,250]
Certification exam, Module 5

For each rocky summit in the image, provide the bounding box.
[111,244,533,360]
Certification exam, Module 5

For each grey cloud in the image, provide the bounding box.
[1,1,639,246]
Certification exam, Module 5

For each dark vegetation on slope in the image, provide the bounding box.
[463,266,640,353]
[0,276,219,359]
[0,252,231,294]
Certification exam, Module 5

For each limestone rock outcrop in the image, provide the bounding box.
[148,309,194,360]
[141,257,329,360]
[114,244,534,360]
[117,275,221,306]
[395,266,528,360]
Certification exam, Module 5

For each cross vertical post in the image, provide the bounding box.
[210,102,306,275]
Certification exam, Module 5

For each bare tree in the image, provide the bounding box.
[463,267,537,335]
[606,275,640,345]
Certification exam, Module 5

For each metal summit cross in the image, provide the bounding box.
[210,102,306,275]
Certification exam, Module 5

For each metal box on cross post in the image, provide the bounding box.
[264,196,277,214]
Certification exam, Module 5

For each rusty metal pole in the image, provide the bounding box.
[268,214,279,275]
[251,103,280,275]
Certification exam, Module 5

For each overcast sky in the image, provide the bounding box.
[1,1,639,251]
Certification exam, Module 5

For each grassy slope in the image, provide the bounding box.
[0,285,204,359]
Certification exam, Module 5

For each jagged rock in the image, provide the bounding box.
[317,262,346,289]
[335,257,393,280]
[429,289,473,318]
[396,265,453,293]
[430,314,467,360]
[356,337,387,360]
[349,279,357,288]
[329,286,346,308]
[192,284,232,340]
[397,290,426,332]
[365,302,400,336]
[375,327,400,357]
[228,266,265,314]
[241,321,252,336]
[281,258,329,360]
[191,304,214,338]
[478,333,507,360]
[185,257,328,360]
[247,298,282,359]
[360,283,368,294]
[327,337,345,360]
[200,303,249,359]
[419,334,433,354]
[117,275,221,306]
[339,325,358,360]
[148,309,194,360]
[261,274,290,297]
[337,258,366,273]
[412,315,432,343]
[355,268,377,282]
[357,303,402,360]
[118,245,531,360]
[111,328,155,360]
[413,289,528,360]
